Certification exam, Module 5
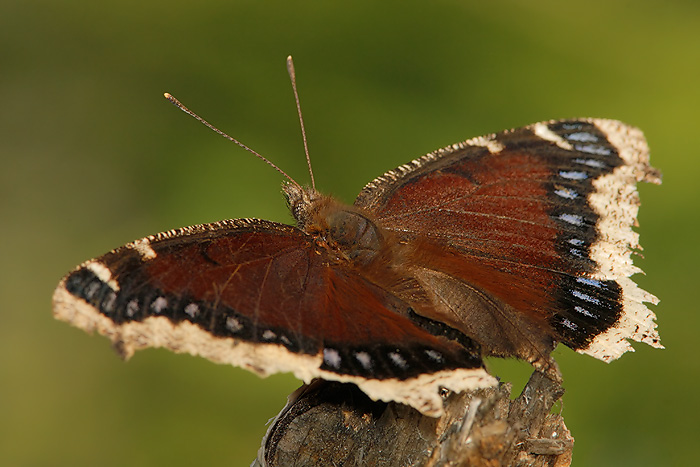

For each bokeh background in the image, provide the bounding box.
[2,1,697,465]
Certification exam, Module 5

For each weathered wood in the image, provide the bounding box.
[253,371,573,466]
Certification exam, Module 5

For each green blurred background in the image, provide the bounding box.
[2,1,697,465]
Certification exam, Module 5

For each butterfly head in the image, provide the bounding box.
[283,182,323,229]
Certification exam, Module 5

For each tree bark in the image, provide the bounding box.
[253,371,573,466]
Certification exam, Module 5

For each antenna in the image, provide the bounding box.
[286,56,316,191]
[163,92,301,189]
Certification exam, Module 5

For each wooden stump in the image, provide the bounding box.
[253,371,573,466]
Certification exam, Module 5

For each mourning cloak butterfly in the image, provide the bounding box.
[53,59,661,417]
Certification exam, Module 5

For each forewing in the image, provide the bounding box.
[53,217,494,416]
[355,119,661,361]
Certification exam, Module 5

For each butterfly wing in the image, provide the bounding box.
[53,217,494,416]
[355,119,661,363]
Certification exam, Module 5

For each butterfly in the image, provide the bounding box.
[53,58,661,417]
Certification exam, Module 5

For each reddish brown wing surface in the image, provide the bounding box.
[53,217,494,416]
[354,119,661,363]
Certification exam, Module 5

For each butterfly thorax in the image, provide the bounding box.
[285,183,386,266]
